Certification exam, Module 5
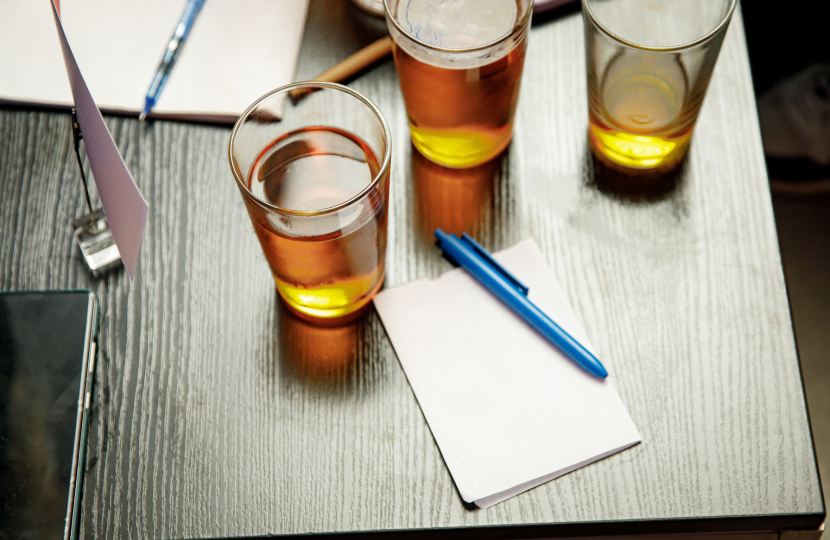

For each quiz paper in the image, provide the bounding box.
[51,1,148,280]
[373,239,642,508]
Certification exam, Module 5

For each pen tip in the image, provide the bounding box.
[138,112,147,122]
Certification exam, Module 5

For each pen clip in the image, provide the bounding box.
[460,233,530,296]
[71,107,82,149]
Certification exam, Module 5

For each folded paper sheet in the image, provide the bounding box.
[2,0,308,122]
[51,1,148,280]
[373,239,642,508]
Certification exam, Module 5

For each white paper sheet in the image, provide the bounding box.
[51,1,148,280]
[373,239,642,508]
[2,0,309,122]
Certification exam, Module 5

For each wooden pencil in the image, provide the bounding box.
[291,35,393,98]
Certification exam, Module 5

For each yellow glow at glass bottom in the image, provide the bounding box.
[410,124,509,169]
[589,122,691,170]
[275,274,382,319]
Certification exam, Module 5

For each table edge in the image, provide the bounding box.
[184,512,827,540]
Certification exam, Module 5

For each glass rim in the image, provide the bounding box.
[382,0,534,54]
[228,81,392,218]
[582,0,738,52]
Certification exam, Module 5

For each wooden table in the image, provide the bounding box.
[0,1,824,538]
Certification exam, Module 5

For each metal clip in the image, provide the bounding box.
[460,233,529,296]
[70,108,122,276]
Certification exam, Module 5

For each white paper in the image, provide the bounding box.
[373,239,642,507]
[51,1,148,280]
[2,0,309,122]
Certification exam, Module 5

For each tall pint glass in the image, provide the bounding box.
[584,0,738,172]
[385,0,532,168]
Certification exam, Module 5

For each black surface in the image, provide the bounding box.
[0,2,825,538]
[0,291,94,540]
[742,1,830,96]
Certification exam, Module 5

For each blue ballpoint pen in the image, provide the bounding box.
[434,229,609,379]
[139,0,207,121]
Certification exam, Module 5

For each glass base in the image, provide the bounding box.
[588,122,691,173]
[275,275,384,325]
[410,124,511,169]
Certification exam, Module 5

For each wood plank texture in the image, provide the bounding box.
[0,2,823,539]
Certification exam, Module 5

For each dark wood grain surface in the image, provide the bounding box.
[0,1,824,538]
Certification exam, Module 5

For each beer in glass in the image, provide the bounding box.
[385,0,532,168]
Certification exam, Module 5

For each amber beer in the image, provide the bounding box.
[386,0,532,168]
[229,82,392,322]
[588,53,696,172]
[582,0,737,174]
[246,127,388,320]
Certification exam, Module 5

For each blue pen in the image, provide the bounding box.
[139,0,207,121]
[434,229,609,379]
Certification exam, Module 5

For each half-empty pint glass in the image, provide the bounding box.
[229,83,392,321]
[583,0,737,172]
[385,0,532,168]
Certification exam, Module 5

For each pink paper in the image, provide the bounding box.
[51,1,148,280]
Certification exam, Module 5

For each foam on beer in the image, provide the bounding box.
[397,0,517,49]
[391,0,523,68]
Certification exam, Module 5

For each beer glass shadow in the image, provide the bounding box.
[273,295,377,394]
[412,144,505,244]
[583,138,687,204]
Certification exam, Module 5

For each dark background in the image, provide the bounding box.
[743,3,827,96]
[744,1,830,185]
[742,0,830,501]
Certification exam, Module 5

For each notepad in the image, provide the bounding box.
[373,239,642,508]
[0,0,308,123]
